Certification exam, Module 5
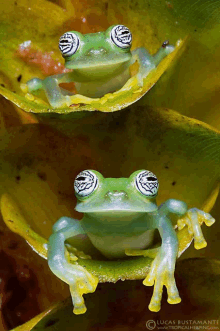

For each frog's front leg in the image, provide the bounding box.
[132,41,174,86]
[144,216,180,312]
[48,217,99,314]
[22,72,74,108]
[144,200,187,312]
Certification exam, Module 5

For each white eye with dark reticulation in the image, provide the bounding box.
[111,25,132,49]
[59,32,79,57]
[74,170,98,197]
[135,170,159,197]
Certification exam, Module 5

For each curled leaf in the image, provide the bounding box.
[0,188,216,283]
[0,0,186,113]
[0,103,219,322]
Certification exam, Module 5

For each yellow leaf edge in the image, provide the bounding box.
[10,302,59,331]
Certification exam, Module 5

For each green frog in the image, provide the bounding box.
[48,170,215,314]
[23,25,174,107]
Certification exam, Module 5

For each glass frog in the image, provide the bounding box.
[48,170,215,314]
[22,25,175,108]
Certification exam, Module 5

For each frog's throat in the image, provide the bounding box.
[65,54,131,70]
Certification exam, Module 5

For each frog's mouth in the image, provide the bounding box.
[65,52,131,70]
[75,201,158,214]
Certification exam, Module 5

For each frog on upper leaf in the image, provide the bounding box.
[48,169,215,314]
[21,25,174,108]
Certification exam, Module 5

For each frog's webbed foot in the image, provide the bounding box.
[143,250,180,312]
[22,74,73,108]
[177,208,215,249]
[132,41,175,87]
[49,255,98,314]
[48,239,99,314]
[66,264,98,314]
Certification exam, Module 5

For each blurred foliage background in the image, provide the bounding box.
[0,0,220,330]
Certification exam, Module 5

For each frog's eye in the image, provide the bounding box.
[111,25,132,49]
[59,32,79,57]
[74,170,98,197]
[135,170,159,197]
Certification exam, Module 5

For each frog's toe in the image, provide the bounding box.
[167,295,181,305]
[136,72,145,87]
[68,247,92,260]
[148,300,161,312]
[148,279,163,312]
[82,275,98,293]
[177,218,185,230]
[166,280,181,304]
[74,268,98,294]
[73,305,87,315]
[177,216,193,234]
[162,43,175,55]
[26,78,43,92]
[191,210,214,248]
[194,238,207,250]
[69,272,99,315]
[202,211,215,227]
[70,284,87,315]
[143,276,154,286]
[149,294,162,312]
[125,248,143,256]
[191,227,207,249]
[49,95,71,109]
[143,261,157,286]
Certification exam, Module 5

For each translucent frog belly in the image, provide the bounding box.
[86,229,155,259]
[74,68,130,98]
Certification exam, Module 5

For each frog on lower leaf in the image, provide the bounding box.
[48,170,215,314]
[21,25,174,108]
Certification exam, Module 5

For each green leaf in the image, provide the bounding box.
[0,105,219,283]
[11,259,220,330]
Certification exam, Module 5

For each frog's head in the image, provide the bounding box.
[74,170,159,215]
[58,25,132,71]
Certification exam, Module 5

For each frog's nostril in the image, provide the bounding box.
[88,48,107,56]
[105,190,128,201]
[100,48,107,53]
